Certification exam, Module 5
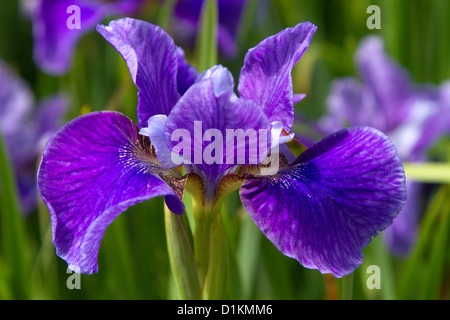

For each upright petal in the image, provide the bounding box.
[97,18,197,128]
[31,0,142,75]
[165,76,270,186]
[176,47,199,96]
[238,22,317,131]
[37,111,185,274]
[356,36,414,131]
[239,127,406,277]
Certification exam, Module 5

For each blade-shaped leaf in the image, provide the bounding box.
[195,0,218,72]
[0,133,31,299]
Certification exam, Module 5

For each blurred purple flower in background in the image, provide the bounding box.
[172,0,248,58]
[319,36,450,256]
[27,0,249,75]
[28,0,144,75]
[0,59,68,214]
[37,18,406,278]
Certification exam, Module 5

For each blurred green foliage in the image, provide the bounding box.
[0,0,449,300]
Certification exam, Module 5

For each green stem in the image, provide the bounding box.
[201,214,229,299]
[165,205,201,300]
[193,204,217,283]
[193,196,229,299]
[403,162,450,183]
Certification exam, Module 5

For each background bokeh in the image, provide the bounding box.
[0,0,449,300]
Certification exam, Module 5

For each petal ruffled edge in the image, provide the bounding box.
[37,111,185,274]
[97,18,198,127]
[31,0,141,75]
[238,22,317,131]
[239,126,406,277]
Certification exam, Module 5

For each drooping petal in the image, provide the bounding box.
[31,0,142,75]
[165,75,270,185]
[97,18,198,128]
[239,126,406,277]
[238,22,317,131]
[37,111,185,274]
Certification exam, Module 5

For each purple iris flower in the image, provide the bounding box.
[29,0,144,75]
[37,18,406,277]
[0,59,67,214]
[172,0,247,58]
[320,36,450,256]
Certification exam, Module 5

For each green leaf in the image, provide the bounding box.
[0,256,12,299]
[0,133,31,299]
[340,272,354,300]
[398,185,449,299]
[101,215,140,299]
[236,212,261,299]
[156,0,179,32]
[260,237,295,299]
[419,186,450,299]
[33,197,59,299]
[236,0,259,48]
[367,235,396,300]
[195,0,218,72]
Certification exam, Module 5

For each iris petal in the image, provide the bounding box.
[325,78,386,132]
[31,0,141,75]
[356,36,413,131]
[239,126,406,277]
[165,77,270,185]
[0,60,34,163]
[139,114,178,169]
[97,18,197,128]
[37,111,185,274]
[238,22,317,131]
[0,60,68,214]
